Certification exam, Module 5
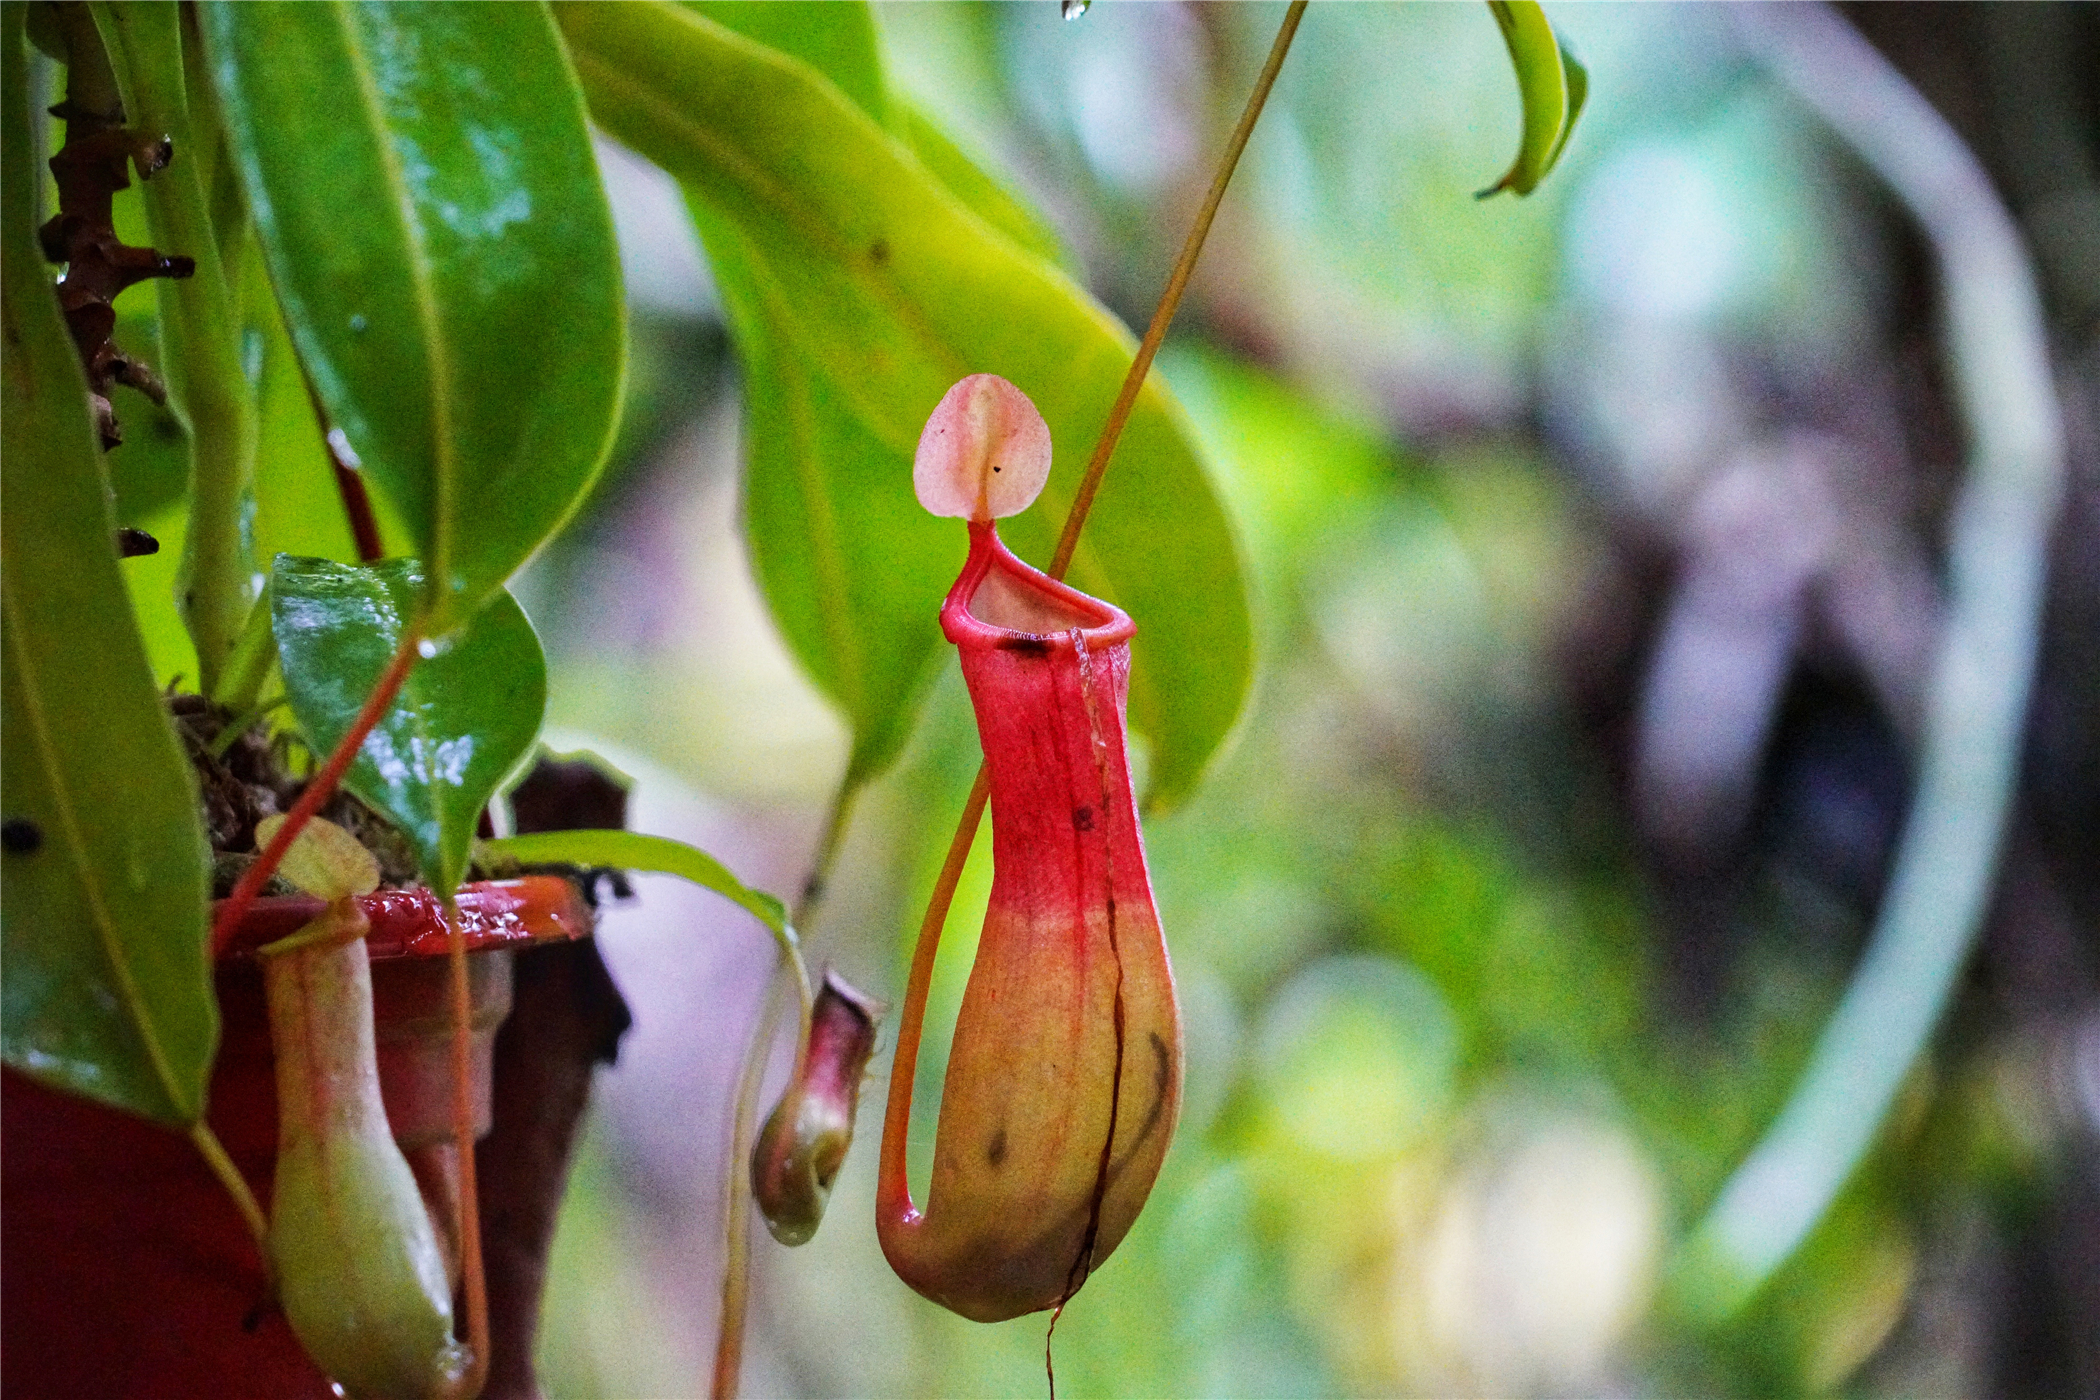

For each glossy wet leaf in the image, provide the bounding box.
[201,2,626,635]
[480,829,788,937]
[560,1,1251,806]
[1,9,216,1125]
[272,557,546,896]
[1479,0,1586,198]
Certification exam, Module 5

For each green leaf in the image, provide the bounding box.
[896,98,1074,275]
[559,1,1251,807]
[695,1,1072,270]
[2,8,216,1125]
[1543,43,1588,180]
[243,233,366,570]
[272,557,547,895]
[201,1,627,635]
[685,0,889,126]
[1478,0,1585,198]
[479,829,789,937]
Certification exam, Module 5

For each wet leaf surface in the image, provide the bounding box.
[203,1,626,634]
[272,557,546,896]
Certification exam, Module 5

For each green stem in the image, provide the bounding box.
[712,974,788,1400]
[1677,3,2066,1320]
[696,776,863,1400]
[177,0,248,289]
[210,580,277,712]
[91,1,258,696]
[791,779,858,935]
[189,1120,270,1261]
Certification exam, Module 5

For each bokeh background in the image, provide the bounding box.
[499,4,2097,1396]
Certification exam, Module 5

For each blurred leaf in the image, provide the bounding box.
[480,829,789,936]
[694,2,1070,273]
[272,557,547,895]
[202,1,626,635]
[1545,44,1588,177]
[687,1,888,124]
[897,98,1074,274]
[1,9,216,1125]
[1478,0,1584,197]
[560,1,1251,806]
[1158,343,1391,597]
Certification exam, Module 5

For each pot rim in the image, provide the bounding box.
[212,875,593,962]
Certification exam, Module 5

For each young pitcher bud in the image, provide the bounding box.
[263,900,466,1400]
[752,970,882,1246]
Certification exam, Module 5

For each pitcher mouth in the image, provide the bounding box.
[940,521,1135,653]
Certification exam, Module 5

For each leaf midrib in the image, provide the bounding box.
[331,2,457,614]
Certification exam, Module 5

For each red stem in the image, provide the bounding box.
[310,380,386,563]
[209,624,423,958]
[443,897,491,1400]
[875,768,991,1235]
[332,460,385,564]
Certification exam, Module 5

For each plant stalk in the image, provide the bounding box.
[1047,0,1307,580]
[710,780,836,1400]
[712,975,789,1400]
[189,1119,270,1258]
[91,1,259,695]
[442,897,491,1400]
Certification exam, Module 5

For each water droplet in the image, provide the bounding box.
[416,637,442,659]
[1061,0,1090,16]
[348,314,368,333]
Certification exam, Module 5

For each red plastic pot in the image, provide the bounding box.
[0,877,592,1400]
